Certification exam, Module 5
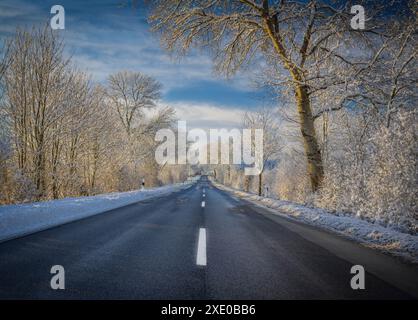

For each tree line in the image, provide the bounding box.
[0,27,187,204]
[149,0,416,233]
[0,1,416,234]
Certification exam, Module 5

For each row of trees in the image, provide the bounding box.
[0,1,416,234]
[0,27,187,204]
[150,0,416,233]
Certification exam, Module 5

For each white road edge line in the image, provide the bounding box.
[201,201,205,207]
[196,228,207,266]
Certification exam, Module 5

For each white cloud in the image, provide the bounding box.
[162,101,249,129]
[0,0,42,19]
[0,0,260,109]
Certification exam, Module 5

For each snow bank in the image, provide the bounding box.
[212,180,418,264]
[0,181,195,243]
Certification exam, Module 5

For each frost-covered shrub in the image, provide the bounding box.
[317,110,417,234]
[361,111,417,233]
[273,152,311,204]
[10,170,38,203]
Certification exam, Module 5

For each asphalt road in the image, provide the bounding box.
[0,176,417,299]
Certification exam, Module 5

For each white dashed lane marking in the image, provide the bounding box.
[196,228,207,266]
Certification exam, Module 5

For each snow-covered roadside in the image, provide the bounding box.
[0,180,196,243]
[211,180,418,264]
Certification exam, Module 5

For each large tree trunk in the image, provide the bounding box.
[258,172,262,196]
[51,138,61,199]
[32,127,46,200]
[263,17,324,192]
[34,148,45,199]
[244,175,250,192]
[295,84,323,191]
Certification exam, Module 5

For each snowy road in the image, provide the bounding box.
[0,176,417,299]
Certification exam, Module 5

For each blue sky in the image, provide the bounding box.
[0,0,268,128]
